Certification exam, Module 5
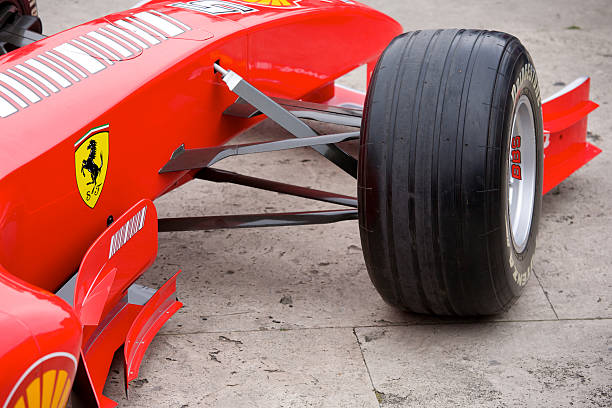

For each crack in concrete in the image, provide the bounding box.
[157,316,611,337]
[352,327,381,408]
[533,269,560,319]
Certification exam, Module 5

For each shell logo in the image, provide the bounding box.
[11,370,71,408]
[238,0,302,8]
[3,353,77,408]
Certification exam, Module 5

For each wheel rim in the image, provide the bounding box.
[508,95,536,253]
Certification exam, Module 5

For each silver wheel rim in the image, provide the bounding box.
[508,95,536,253]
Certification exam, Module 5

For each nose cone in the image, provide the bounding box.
[0,267,82,405]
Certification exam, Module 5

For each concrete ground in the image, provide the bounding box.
[42,0,611,406]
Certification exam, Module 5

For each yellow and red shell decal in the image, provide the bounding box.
[3,353,77,408]
[237,0,302,8]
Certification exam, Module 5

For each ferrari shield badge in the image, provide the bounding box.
[238,0,302,7]
[74,124,109,208]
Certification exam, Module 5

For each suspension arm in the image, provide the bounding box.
[214,62,358,178]
[159,131,358,173]
[195,168,358,208]
[158,209,358,232]
[223,96,363,128]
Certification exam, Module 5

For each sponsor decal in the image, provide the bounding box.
[511,135,522,180]
[171,0,257,14]
[74,124,109,208]
[511,63,540,105]
[2,353,78,408]
[509,63,539,181]
[108,205,147,259]
[237,0,302,8]
[543,130,550,156]
[510,63,540,176]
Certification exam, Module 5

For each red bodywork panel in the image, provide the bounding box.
[75,199,157,326]
[0,267,81,407]
[74,199,182,405]
[541,77,600,193]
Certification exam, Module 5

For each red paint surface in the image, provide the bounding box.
[542,77,600,193]
[0,266,81,405]
[75,200,157,327]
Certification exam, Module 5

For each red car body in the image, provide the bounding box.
[0,1,599,407]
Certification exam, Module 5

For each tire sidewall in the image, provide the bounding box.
[500,54,543,296]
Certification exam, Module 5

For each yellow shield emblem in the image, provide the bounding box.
[238,0,302,7]
[75,124,109,208]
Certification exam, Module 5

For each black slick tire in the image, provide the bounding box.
[358,29,543,316]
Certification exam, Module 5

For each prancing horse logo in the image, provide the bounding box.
[81,139,104,188]
[75,124,109,208]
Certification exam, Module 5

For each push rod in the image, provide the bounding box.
[214,62,358,178]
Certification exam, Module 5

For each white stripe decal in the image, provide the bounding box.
[106,24,149,49]
[150,10,191,31]
[0,12,191,118]
[100,27,141,52]
[15,64,59,93]
[54,43,106,74]
[88,31,132,58]
[45,51,88,78]
[38,54,79,82]
[26,58,72,88]
[0,84,27,108]
[108,206,147,259]
[74,38,117,64]
[0,96,17,117]
[134,11,184,37]
[115,19,160,45]
[126,16,167,40]
[0,73,41,103]
[7,68,49,97]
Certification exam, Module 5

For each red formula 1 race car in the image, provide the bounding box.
[0,0,600,406]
